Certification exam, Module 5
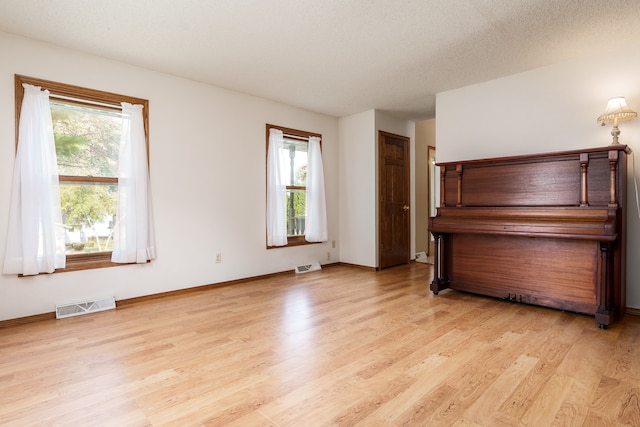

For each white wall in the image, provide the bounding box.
[338,110,376,267]
[436,42,640,309]
[0,32,340,321]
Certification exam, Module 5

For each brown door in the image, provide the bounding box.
[378,131,410,269]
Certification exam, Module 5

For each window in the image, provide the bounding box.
[266,124,325,247]
[12,75,151,272]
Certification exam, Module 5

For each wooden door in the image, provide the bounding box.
[378,131,410,269]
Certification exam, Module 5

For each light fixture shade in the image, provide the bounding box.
[597,97,638,124]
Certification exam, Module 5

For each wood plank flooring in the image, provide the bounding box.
[1,263,640,426]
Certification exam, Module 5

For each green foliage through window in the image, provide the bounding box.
[51,101,121,254]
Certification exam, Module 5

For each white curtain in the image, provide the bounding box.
[3,84,66,275]
[111,103,157,263]
[305,136,328,242]
[266,128,287,246]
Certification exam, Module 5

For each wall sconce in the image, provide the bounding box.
[597,97,637,145]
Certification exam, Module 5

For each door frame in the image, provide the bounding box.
[427,145,436,256]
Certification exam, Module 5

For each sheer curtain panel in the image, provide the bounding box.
[111,103,157,263]
[267,128,288,246]
[305,136,328,242]
[3,84,66,275]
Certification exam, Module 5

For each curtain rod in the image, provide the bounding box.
[49,93,122,110]
[282,133,321,142]
[282,133,309,141]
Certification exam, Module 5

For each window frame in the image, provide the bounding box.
[14,74,150,272]
[265,123,322,248]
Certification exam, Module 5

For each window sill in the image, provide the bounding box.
[267,236,320,249]
[59,252,140,273]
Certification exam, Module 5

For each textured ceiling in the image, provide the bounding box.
[1,0,640,120]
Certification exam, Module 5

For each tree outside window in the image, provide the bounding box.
[52,101,120,253]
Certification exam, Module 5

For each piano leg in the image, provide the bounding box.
[595,241,613,329]
[430,233,450,295]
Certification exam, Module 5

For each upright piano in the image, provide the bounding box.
[429,145,629,328]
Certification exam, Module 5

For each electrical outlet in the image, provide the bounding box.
[327,251,331,261]
[216,253,221,263]
[332,240,336,248]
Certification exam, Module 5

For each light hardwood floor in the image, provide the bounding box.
[1,263,640,426]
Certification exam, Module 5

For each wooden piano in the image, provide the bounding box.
[429,145,629,328]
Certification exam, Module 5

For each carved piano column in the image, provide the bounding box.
[440,167,446,207]
[580,153,589,207]
[609,150,619,207]
[456,164,463,207]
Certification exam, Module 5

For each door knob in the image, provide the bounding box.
[403,205,410,211]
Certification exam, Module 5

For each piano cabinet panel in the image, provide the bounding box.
[459,160,580,207]
[586,156,614,206]
[445,234,598,315]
